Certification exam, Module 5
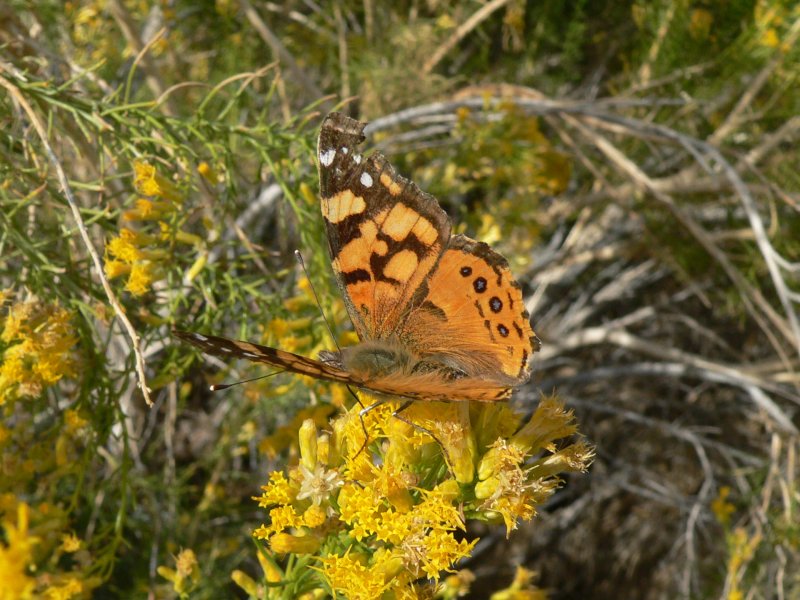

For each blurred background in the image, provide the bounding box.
[1,1,798,598]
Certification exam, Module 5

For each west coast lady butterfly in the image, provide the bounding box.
[175,112,539,402]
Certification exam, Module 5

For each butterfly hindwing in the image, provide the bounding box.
[400,234,538,385]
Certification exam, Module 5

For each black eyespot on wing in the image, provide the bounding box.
[497,324,509,337]
[460,266,472,277]
[489,296,503,313]
[473,277,487,293]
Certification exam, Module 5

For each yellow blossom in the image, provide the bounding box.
[106,229,144,263]
[712,486,736,526]
[302,504,328,529]
[258,505,303,538]
[251,388,590,593]
[269,532,321,555]
[125,262,155,296]
[259,404,336,458]
[254,471,296,507]
[42,577,83,600]
[231,570,259,597]
[299,419,318,471]
[133,160,182,203]
[0,299,78,404]
[490,566,547,600]
[157,548,199,596]
[59,532,82,553]
[197,161,219,185]
[256,549,283,583]
[320,552,389,600]
[438,570,476,599]
[103,258,130,280]
[0,503,38,600]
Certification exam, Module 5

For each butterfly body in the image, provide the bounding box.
[176,112,539,403]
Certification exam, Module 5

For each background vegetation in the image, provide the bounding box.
[1,0,799,598]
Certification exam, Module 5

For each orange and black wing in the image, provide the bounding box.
[400,234,540,387]
[318,112,451,341]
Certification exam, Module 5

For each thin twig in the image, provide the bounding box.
[709,16,800,145]
[239,0,324,100]
[422,0,513,75]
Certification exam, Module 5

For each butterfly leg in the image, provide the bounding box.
[390,401,455,474]
[351,392,392,460]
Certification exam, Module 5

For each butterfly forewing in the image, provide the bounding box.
[173,330,362,386]
[318,113,451,340]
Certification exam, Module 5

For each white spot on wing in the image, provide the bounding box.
[194,334,208,342]
[319,149,336,167]
[341,146,349,154]
[353,153,362,164]
[221,347,232,353]
[243,352,259,359]
[360,172,373,188]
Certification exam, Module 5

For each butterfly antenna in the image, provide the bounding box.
[294,250,342,353]
[209,370,284,391]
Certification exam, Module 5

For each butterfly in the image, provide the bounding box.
[174,112,539,403]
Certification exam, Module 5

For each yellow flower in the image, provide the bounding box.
[490,566,547,600]
[0,299,78,404]
[230,570,259,597]
[157,549,199,596]
[197,161,219,185]
[252,390,590,593]
[438,570,476,599]
[257,505,303,538]
[0,503,38,600]
[133,160,182,203]
[301,504,327,529]
[254,471,296,507]
[42,577,83,600]
[106,229,144,263]
[103,258,130,280]
[259,405,336,458]
[59,532,82,553]
[320,552,389,600]
[712,486,736,526]
[125,262,155,296]
[269,532,321,555]
[411,527,475,579]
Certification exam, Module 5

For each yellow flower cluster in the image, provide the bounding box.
[157,549,200,597]
[105,160,202,296]
[244,393,592,599]
[0,296,78,405]
[0,499,100,600]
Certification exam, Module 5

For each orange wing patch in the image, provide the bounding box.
[401,234,538,384]
[322,189,367,224]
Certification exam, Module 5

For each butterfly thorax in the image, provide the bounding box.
[319,339,467,381]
